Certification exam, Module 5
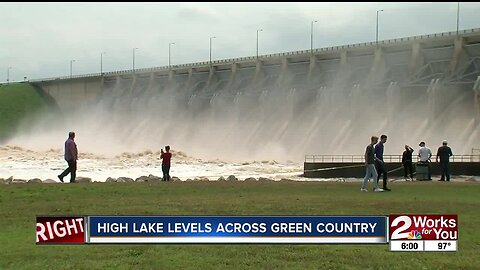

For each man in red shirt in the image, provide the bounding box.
[161,145,172,181]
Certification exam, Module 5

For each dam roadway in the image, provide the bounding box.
[24,27,480,162]
[31,27,480,120]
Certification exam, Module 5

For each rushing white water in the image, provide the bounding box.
[0,145,306,182]
[1,145,479,183]
[9,73,479,158]
[3,53,480,181]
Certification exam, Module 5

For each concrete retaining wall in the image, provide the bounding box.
[304,162,480,178]
[35,77,103,112]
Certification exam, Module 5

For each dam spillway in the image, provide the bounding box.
[25,28,480,161]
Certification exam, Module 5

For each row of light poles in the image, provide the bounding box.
[71,15,373,76]
[374,2,461,46]
[209,29,263,66]
[3,21,325,80]
[80,30,266,75]
[68,48,139,77]
[14,4,463,80]
[69,49,136,78]
[4,67,28,83]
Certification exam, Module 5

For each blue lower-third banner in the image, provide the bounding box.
[87,216,387,244]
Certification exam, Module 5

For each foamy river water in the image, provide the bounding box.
[0,145,309,182]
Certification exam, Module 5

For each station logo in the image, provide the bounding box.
[407,230,422,239]
[389,215,457,241]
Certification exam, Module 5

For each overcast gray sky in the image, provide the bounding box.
[1,2,479,82]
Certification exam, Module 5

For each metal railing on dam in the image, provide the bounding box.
[29,27,480,83]
[305,155,480,163]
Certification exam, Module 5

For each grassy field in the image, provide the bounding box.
[0,181,478,269]
[0,83,55,141]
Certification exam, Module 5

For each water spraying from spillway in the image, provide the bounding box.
[6,49,480,163]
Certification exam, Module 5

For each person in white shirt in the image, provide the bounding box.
[418,141,432,180]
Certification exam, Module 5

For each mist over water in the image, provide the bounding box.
[6,53,480,163]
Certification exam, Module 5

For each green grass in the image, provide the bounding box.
[0,83,55,141]
[0,181,478,269]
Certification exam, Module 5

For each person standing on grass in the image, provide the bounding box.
[418,141,432,180]
[361,136,384,192]
[402,145,414,181]
[436,140,453,181]
[58,131,78,183]
[161,145,172,181]
[374,134,391,191]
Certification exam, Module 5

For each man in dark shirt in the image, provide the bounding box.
[402,145,414,181]
[436,140,453,181]
[58,131,78,183]
[361,136,383,192]
[161,145,172,181]
[374,134,391,191]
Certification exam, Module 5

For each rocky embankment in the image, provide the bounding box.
[0,174,295,184]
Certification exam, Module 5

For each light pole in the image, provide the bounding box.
[169,42,175,68]
[69,60,75,78]
[310,20,318,55]
[209,36,216,66]
[256,29,263,60]
[132,47,139,73]
[7,67,11,84]
[456,2,460,36]
[376,9,384,46]
[100,52,106,75]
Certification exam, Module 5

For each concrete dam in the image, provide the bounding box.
[27,28,480,162]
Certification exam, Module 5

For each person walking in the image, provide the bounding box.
[374,134,391,191]
[436,140,453,181]
[58,131,78,183]
[361,136,384,192]
[161,145,172,181]
[402,145,414,181]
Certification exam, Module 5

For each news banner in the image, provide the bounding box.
[36,215,457,251]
